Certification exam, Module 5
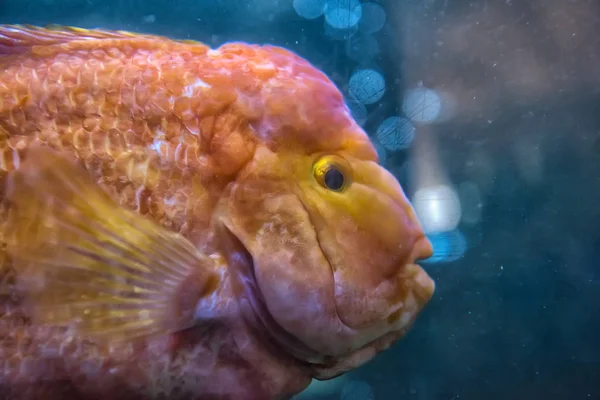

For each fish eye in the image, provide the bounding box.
[313,156,351,192]
[324,167,345,191]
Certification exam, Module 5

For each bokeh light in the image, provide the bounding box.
[324,0,363,30]
[358,2,386,34]
[293,0,326,19]
[324,20,359,40]
[458,181,483,225]
[412,184,462,234]
[340,380,374,400]
[349,69,386,105]
[345,33,380,62]
[376,116,415,151]
[423,230,468,264]
[403,87,442,124]
[345,95,368,126]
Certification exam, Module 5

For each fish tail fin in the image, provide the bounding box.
[4,145,219,342]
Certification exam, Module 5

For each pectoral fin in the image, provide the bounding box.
[4,146,219,342]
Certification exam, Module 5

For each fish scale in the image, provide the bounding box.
[0,36,259,242]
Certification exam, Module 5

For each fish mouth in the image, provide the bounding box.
[295,191,435,352]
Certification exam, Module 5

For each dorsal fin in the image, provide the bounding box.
[0,24,171,55]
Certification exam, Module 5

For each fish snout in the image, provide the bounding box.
[389,202,436,305]
[411,234,434,264]
[393,198,434,270]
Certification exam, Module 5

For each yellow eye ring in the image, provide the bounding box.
[313,155,351,192]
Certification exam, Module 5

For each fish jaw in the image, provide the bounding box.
[309,264,435,380]
[210,172,415,370]
[210,144,437,378]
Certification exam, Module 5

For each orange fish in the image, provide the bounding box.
[0,25,435,399]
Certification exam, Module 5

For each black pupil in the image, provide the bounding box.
[324,167,345,190]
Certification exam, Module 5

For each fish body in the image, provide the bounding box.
[0,25,435,400]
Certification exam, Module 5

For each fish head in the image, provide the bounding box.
[215,46,434,378]
[217,135,434,378]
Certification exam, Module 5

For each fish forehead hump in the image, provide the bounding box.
[0,25,373,167]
